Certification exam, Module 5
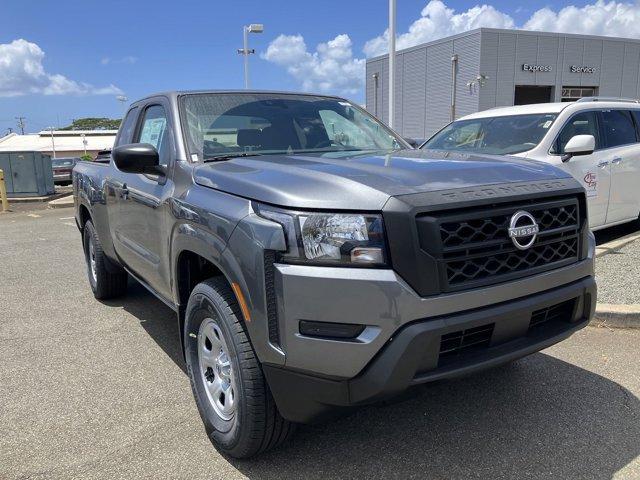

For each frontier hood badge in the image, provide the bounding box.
[508,210,539,250]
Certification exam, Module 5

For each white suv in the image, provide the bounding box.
[421,98,640,230]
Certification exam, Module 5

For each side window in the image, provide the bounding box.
[116,107,139,147]
[630,110,640,139]
[553,111,599,154]
[600,110,637,148]
[136,105,172,166]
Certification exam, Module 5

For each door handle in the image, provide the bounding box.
[611,157,623,165]
[597,161,609,168]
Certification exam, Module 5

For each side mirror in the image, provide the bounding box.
[112,143,164,175]
[561,134,595,162]
[403,137,420,148]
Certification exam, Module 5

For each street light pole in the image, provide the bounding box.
[48,127,56,158]
[116,95,128,117]
[243,26,250,89]
[388,0,396,129]
[237,24,264,89]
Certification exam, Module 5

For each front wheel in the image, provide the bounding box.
[184,278,294,458]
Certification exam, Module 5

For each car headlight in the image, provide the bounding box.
[255,204,388,267]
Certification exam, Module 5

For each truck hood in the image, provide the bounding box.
[193,149,572,210]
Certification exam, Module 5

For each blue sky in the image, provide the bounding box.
[0,0,623,133]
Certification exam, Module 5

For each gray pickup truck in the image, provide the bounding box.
[74,91,596,458]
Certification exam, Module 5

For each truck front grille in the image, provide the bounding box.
[417,196,582,292]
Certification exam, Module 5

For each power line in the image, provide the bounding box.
[15,116,26,135]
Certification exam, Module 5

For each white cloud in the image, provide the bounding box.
[263,0,640,96]
[524,0,640,37]
[262,34,365,95]
[364,0,514,57]
[101,55,137,66]
[0,39,122,97]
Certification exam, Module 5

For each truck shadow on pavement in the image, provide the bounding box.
[105,279,187,374]
[110,283,640,479]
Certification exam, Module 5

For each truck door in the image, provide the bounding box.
[601,109,640,224]
[111,101,176,300]
[553,111,610,229]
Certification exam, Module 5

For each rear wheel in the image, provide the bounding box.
[83,220,128,300]
[184,277,294,458]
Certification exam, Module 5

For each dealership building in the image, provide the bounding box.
[366,28,640,139]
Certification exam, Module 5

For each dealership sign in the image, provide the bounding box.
[522,64,553,72]
[570,65,596,73]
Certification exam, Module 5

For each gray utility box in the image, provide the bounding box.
[0,151,55,197]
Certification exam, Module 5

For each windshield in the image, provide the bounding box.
[52,159,75,167]
[180,93,406,161]
[422,113,557,155]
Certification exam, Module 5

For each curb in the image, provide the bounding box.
[590,304,640,329]
[595,231,640,257]
[48,195,74,209]
[9,191,72,204]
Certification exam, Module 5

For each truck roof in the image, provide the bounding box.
[133,90,347,104]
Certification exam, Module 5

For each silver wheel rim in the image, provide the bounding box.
[198,318,236,421]
[88,237,97,283]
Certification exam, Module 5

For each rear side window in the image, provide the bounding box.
[631,110,640,138]
[553,111,600,154]
[600,110,637,148]
[116,107,139,147]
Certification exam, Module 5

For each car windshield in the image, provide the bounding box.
[52,159,75,167]
[180,93,405,161]
[422,113,557,155]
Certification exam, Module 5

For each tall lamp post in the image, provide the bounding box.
[116,95,128,116]
[48,127,56,158]
[237,24,264,89]
[388,0,396,129]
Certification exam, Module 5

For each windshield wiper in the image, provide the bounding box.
[202,152,263,163]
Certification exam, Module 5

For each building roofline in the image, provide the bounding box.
[367,28,483,61]
[367,27,640,63]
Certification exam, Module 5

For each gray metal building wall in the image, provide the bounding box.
[366,31,482,139]
[367,28,640,138]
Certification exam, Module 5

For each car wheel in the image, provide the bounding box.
[83,220,128,300]
[184,277,294,458]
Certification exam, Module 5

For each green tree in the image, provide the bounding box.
[61,118,121,131]
[80,154,93,161]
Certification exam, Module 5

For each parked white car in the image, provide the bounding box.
[421,98,640,230]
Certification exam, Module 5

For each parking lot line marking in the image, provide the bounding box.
[27,213,41,218]
[64,222,76,227]
[59,216,75,220]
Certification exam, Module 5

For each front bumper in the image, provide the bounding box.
[264,275,596,423]
[53,172,72,183]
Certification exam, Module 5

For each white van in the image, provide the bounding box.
[421,98,640,230]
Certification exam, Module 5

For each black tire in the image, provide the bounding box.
[184,277,294,458]
[83,220,128,300]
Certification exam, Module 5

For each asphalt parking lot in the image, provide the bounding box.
[1,207,639,479]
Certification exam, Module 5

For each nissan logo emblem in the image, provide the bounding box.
[508,210,539,250]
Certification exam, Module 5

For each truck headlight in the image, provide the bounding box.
[255,204,388,267]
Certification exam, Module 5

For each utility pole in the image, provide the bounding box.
[15,117,26,135]
[48,127,56,158]
[237,24,264,89]
[388,0,396,129]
